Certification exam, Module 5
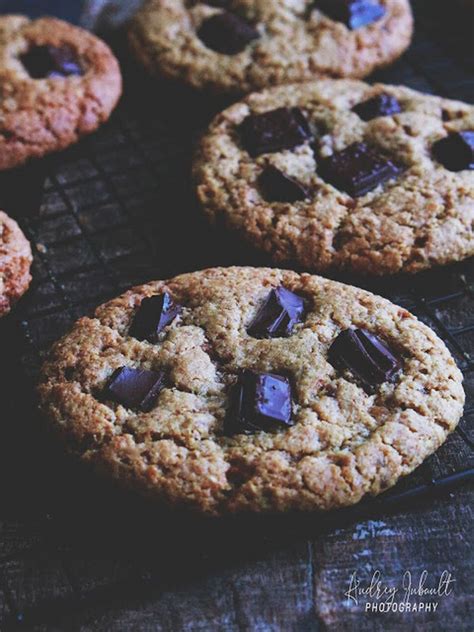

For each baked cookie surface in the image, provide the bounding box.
[38,267,464,515]
[0,15,122,170]
[128,0,413,94]
[0,210,32,316]
[194,79,474,276]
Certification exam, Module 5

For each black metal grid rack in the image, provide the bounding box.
[0,0,473,627]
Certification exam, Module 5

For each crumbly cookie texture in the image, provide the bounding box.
[128,0,413,94]
[38,267,465,515]
[0,15,122,170]
[0,210,32,316]
[194,79,474,276]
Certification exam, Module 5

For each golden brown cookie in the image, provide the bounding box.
[0,15,122,170]
[128,0,413,94]
[194,79,474,276]
[0,210,32,316]
[38,267,464,515]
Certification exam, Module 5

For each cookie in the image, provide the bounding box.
[194,79,474,276]
[38,267,464,515]
[128,0,413,94]
[0,16,122,170]
[0,210,32,316]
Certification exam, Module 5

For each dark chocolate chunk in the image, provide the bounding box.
[129,293,182,343]
[316,0,386,29]
[352,93,402,121]
[248,286,306,338]
[21,45,83,79]
[328,328,400,387]
[318,142,400,197]
[259,166,309,202]
[106,367,165,412]
[197,12,259,55]
[239,107,313,156]
[226,370,293,434]
[432,131,474,172]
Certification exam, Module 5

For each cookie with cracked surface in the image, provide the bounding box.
[38,267,464,515]
[0,210,32,316]
[128,0,413,94]
[194,79,474,276]
[0,15,122,170]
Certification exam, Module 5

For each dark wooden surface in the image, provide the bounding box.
[0,1,473,630]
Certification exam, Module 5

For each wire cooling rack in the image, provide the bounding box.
[0,0,473,627]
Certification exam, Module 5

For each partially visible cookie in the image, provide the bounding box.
[38,267,464,515]
[0,16,122,170]
[0,210,32,316]
[128,0,413,94]
[194,79,474,276]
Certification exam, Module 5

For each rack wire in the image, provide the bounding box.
[0,0,473,627]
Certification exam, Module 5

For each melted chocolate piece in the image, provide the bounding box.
[328,328,401,387]
[432,131,474,172]
[197,12,259,55]
[106,367,165,412]
[239,107,313,156]
[226,370,293,434]
[318,142,401,197]
[21,45,83,79]
[248,286,306,338]
[129,293,182,343]
[259,166,309,202]
[316,0,386,29]
[352,93,402,121]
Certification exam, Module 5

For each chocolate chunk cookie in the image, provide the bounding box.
[38,267,464,514]
[128,0,413,94]
[0,16,122,170]
[0,210,32,316]
[194,79,474,276]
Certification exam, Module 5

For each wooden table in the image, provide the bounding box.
[0,1,472,630]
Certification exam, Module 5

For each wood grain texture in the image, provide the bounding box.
[0,487,471,630]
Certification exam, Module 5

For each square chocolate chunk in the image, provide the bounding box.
[129,293,182,343]
[239,107,313,156]
[316,0,386,29]
[198,12,259,55]
[318,142,401,197]
[432,131,474,172]
[106,367,165,412]
[21,45,83,79]
[259,166,309,202]
[247,286,306,338]
[225,370,293,434]
[352,93,402,121]
[328,328,401,388]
